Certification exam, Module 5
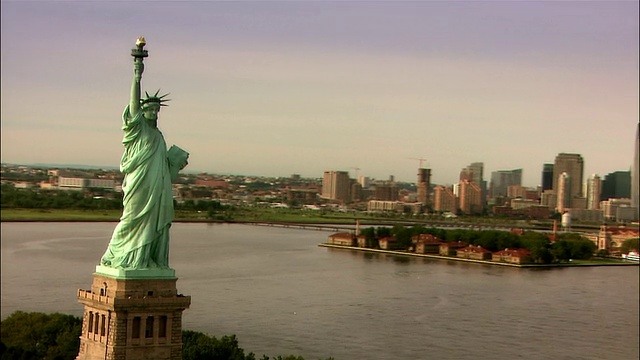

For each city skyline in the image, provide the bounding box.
[1,1,638,186]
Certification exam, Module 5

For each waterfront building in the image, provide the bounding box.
[328,233,356,246]
[492,249,532,264]
[433,185,457,213]
[379,236,400,250]
[585,225,639,251]
[322,171,350,203]
[489,169,522,199]
[439,241,468,256]
[586,174,602,210]
[552,153,584,201]
[456,245,492,260]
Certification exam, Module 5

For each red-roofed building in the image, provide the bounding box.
[492,248,532,264]
[412,234,443,254]
[328,232,356,246]
[439,241,468,256]
[456,245,492,260]
[379,236,401,250]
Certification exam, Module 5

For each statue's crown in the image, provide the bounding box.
[141,90,170,108]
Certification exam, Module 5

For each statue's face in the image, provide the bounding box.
[142,104,160,126]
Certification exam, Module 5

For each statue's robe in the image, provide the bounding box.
[100,106,174,269]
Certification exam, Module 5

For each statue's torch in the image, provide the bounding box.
[131,36,148,60]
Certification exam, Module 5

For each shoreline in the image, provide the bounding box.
[318,243,640,268]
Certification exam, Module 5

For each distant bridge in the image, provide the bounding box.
[241,222,354,233]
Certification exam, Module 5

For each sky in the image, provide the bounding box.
[1,1,638,186]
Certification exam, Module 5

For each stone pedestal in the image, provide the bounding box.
[76,268,191,360]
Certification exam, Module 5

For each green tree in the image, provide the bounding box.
[621,238,639,254]
[182,331,256,360]
[530,246,553,264]
[551,240,573,262]
[376,227,392,238]
[360,227,377,248]
[392,225,413,250]
[568,238,596,260]
[0,311,82,360]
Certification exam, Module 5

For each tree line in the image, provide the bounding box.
[0,184,123,211]
[359,225,597,264]
[0,184,227,216]
[0,311,333,360]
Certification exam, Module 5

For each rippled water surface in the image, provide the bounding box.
[1,222,638,359]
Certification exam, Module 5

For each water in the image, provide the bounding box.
[1,222,638,359]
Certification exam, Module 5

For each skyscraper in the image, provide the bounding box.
[459,179,482,214]
[541,164,554,191]
[552,153,584,200]
[433,185,457,213]
[556,172,571,213]
[600,170,631,200]
[586,174,602,210]
[417,168,431,207]
[460,162,485,210]
[489,169,523,199]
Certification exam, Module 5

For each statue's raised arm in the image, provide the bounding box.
[129,36,148,118]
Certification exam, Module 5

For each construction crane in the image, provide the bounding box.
[407,157,428,168]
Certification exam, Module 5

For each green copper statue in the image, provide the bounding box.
[99,37,189,272]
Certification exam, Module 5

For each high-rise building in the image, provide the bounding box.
[542,164,554,190]
[556,172,571,213]
[417,168,431,207]
[489,169,522,199]
[373,182,399,201]
[322,171,350,203]
[601,170,631,200]
[633,123,639,220]
[460,162,485,209]
[586,174,602,210]
[358,176,371,188]
[552,153,584,200]
[433,185,457,213]
[459,179,482,214]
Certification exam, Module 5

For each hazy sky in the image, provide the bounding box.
[1,1,638,186]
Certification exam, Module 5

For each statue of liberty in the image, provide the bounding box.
[99,37,188,272]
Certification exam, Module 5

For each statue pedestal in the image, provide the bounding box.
[76,269,190,360]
